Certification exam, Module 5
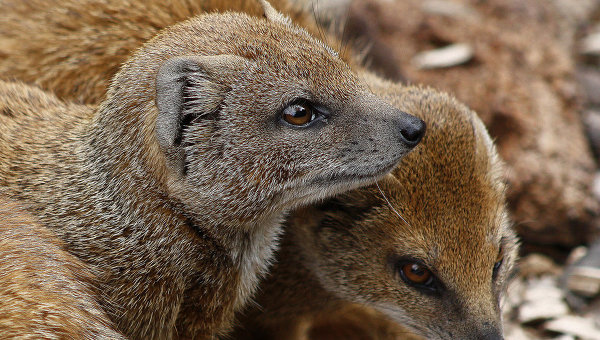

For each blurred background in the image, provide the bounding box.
[298,0,600,339]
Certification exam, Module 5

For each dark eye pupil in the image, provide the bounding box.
[291,105,307,117]
[410,264,426,277]
[493,259,503,279]
[401,262,433,286]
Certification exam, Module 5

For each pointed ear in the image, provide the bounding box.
[155,55,250,175]
[258,0,292,26]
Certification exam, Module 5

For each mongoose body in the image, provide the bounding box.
[0,0,338,105]
[0,197,126,339]
[0,9,423,339]
[233,79,519,340]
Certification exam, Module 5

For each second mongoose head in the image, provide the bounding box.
[241,79,519,340]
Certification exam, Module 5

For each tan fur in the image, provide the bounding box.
[0,196,125,339]
[0,0,347,105]
[232,80,519,340]
[0,5,422,339]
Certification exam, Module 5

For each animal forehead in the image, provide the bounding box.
[185,14,342,65]
[239,34,358,90]
[416,195,503,254]
[161,13,361,91]
[366,184,505,263]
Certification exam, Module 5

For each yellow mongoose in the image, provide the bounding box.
[0,196,126,339]
[0,6,424,340]
[233,79,519,340]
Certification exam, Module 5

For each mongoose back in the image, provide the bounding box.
[0,196,126,339]
[0,0,341,105]
[0,6,424,339]
[233,78,519,340]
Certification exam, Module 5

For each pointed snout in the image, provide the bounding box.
[454,320,503,340]
[476,323,504,340]
[355,94,425,150]
[397,112,426,146]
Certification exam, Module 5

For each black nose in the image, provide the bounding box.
[399,113,426,146]
[474,323,504,340]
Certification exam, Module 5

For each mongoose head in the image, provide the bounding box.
[291,83,518,339]
[96,6,424,223]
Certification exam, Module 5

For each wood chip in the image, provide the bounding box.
[580,32,600,55]
[553,335,576,340]
[519,277,569,323]
[520,254,560,277]
[519,300,569,323]
[567,266,600,297]
[412,43,474,69]
[523,277,564,301]
[545,315,600,339]
[504,323,538,340]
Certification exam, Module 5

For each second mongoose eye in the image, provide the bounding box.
[399,262,435,288]
[281,100,317,127]
[492,247,504,280]
[492,257,503,280]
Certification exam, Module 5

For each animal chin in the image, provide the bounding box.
[310,160,399,188]
[279,160,400,209]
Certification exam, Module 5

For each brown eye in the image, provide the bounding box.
[401,263,433,285]
[282,102,316,126]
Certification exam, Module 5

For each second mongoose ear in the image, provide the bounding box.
[258,0,292,26]
[155,55,250,175]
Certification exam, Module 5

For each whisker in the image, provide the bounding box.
[376,181,412,228]
[310,0,327,46]
[339,3,351,60]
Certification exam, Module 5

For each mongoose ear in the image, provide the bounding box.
[258,0,292,26]
[155,55,250,174]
